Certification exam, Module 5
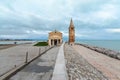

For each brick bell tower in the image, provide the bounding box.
[69,18,75,45]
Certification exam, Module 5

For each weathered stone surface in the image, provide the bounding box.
[64,44,108,80]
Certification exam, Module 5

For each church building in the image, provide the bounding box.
[48,30,62,46]
[48,19,75,46]
[69,19,75,45]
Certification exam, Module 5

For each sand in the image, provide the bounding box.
[0,44,17,50]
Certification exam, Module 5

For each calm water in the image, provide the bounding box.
[77,40,120,51]
[1,40,120,51]
[0,41,35,44]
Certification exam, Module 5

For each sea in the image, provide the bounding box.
[0,41,35,45]
[0,40,120,52]
[77,40,120,52]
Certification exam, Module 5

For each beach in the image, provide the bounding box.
[0,44,17,50]
[0,41,35,50]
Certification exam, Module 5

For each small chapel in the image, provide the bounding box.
[48,30,62,46]
[48,19,75,46]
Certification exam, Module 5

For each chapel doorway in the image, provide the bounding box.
[54,39,57,45]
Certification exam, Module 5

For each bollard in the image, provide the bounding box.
[39,47,41,55]
[45,46,47,51]
[25,52,28,63]
[14,65,16,68]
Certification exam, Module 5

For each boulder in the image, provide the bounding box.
[117,53,120,60]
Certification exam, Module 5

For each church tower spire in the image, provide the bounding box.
[70,18,74,27]
[69,18,75,45]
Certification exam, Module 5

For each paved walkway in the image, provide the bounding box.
[64,44,108,80]
[74,44,120,80]
[9,46,59,80]
[52,43,68,80]
[0,44,47,76]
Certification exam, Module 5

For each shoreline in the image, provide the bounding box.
[0,41,35,45]
[0,41,35,50]
[75,43,120,60]
[0,44,17,50]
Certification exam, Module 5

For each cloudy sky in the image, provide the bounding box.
[0,0,120,40]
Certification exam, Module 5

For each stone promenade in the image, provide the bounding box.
[64,43,108,80]
[74,44,120,80]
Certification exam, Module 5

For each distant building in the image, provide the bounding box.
[69,19,75,45]
[48,30,62,46]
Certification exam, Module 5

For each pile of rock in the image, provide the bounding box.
[64,44,108,80]
[75,43,120,60]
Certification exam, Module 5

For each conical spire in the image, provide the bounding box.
[70,18,74,27]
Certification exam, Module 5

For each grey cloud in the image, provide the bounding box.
[0,0,120,39]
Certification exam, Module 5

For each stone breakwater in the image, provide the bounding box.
[75,43,120,60]
[64,44,108,80]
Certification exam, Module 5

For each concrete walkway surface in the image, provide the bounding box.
[52,43,68,80]
[0,44,47,77]
[9,46,59,80]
